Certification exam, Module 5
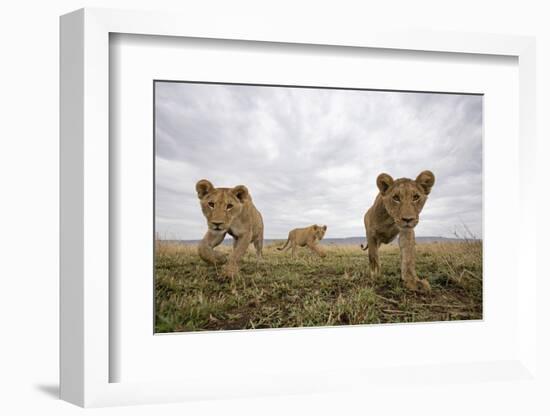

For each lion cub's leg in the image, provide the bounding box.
[367,237,380,278]
[221,231,253,279]
[398,228,431,292]
[198,230,227,265]
[254,239,264,259]
[307,241,326,258]
[290,241,297,258]
[253,237,263,259]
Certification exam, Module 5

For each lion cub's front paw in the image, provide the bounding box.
[220,263,239,280]
[418,279,431,292]
[212,252,228,265]
[404,278,431,293]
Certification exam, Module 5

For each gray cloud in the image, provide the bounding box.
[155,82,482,240]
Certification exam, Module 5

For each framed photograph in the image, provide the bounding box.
[153,80,482,333]
[60,8,538,408]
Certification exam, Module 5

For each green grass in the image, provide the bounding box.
[155,241,482,332]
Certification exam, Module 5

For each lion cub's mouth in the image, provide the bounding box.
[397,220,418,229]
[209,224,227,232]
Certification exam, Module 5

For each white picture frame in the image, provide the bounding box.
[60,7,537,408]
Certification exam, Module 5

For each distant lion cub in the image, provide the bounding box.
[278,225,327,257]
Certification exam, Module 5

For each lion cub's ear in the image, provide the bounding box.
[196,179,214,199]
[376,173,394,195]
[231,185,249,203]
[416,170,435,195]
[322,225,327,231]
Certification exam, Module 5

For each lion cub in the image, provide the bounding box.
[278,225,328,258]
[362,171,435,292]
[195,179,264,279]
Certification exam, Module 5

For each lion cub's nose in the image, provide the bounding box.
[211,221,224,228]
[401,216,415,223]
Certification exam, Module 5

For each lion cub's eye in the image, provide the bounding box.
[392,195,400,203]
[226,204,234,210]
[413,194,421,201]
[207,202,215,208]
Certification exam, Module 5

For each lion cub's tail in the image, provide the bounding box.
[277,237,290,251]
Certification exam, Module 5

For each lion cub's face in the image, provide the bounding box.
[195,179,249,232]
[376,171,435,229]
[313,225,327,240]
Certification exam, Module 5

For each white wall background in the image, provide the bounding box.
[0,1,548,415]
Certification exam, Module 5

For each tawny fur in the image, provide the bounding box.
[195,179,264,279]
[362,171,435,292]
[278,224,327,258]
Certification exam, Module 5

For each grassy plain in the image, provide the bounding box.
[155,240,482,332]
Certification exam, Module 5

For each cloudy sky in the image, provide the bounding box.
[155,82,482,240]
